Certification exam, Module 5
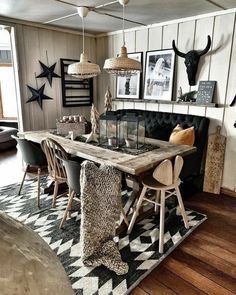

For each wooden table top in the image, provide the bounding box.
[19,130,196,176]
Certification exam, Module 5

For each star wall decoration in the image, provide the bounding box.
[26,84,53,109]
[36,61,60,86]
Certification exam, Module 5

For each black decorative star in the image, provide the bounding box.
[36,61,60,86]
[26,84,53,109]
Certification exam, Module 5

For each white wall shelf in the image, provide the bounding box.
[113,98,218,108]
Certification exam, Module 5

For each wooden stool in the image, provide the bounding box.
[127,155,189,253]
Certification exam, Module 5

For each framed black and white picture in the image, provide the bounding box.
[116,52,143,99]
[144,49,175,101]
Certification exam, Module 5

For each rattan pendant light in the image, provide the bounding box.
[68,7,101,79]
[103,0,142,76]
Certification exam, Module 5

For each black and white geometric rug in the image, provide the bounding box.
[0,178,207,295]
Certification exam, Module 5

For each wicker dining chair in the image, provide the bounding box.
[12,135,48,208]
[41,138,69,208]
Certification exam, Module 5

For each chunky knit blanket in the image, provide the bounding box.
[80,161,129,275]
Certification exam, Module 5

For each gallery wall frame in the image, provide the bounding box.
[144,49,175,101]
[116,52,143,99]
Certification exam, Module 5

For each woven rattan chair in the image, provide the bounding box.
[127,155,189,253]
[41,138,69,208]
[12,135,48,208]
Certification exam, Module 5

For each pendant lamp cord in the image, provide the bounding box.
[122,4,126,46]
[82,17,85,54]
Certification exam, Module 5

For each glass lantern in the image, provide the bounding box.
[99,111,121,147]
[119,113,145,149]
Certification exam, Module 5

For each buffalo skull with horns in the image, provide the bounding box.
[172,35,211,86]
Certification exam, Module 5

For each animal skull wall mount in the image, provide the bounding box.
[172,35,211,86]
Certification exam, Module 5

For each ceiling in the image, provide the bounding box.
[0,0,236,34]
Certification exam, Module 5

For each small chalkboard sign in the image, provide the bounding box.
[196,81,216,104]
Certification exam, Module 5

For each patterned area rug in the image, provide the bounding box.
[0,178,206,295]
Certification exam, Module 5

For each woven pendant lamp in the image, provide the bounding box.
[68,7,101,79]
[103,0,142,76]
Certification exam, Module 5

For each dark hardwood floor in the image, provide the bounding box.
[0,148,236,294]
[0,147,23,186]
[132,194,236,294]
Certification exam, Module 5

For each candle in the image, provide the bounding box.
[125,138,136,148]
[108,138,116,146]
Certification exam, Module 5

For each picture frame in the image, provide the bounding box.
[116,52,143,99]
[144,49,175,101]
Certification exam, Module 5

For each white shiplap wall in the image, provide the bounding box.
[96,12,236,191]
[15,24,97,131]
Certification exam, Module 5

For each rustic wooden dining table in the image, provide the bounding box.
[19,130,196,231]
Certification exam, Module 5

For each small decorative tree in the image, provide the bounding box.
[104,86,112,112]
[91,104,100,134]
[85,104,100,143]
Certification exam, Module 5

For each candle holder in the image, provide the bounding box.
[99,111,121,147]
[119,113,145,149]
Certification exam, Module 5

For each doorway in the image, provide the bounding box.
[0,25,18,129]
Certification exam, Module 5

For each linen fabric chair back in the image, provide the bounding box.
[80,160,129,275]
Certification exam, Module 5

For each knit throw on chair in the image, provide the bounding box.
[80,161,129,275]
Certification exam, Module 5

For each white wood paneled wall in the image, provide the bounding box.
[96,12,236,191]
[15,24,97,131]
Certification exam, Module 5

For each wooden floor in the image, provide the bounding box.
[0,147,23,187]
[132,192,236,295]
[0,148,236,294]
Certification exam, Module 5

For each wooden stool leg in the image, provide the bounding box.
[68,187,72,217]
[60,190,75,229]
[37,168,41,208]
[52,181,58,208]
[175,185,189,229]
[154,190,160,213]
[127,186,147,234]
[18,165,29,195]
[159,189,165,254]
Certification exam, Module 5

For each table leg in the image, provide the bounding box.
[116,174,142,234]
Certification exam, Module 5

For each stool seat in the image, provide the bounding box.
[142,175,181,190]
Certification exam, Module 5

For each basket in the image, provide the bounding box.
[56,122,86,136]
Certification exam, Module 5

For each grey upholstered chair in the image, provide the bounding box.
[12,135,48,208]
[59,158,81,229]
